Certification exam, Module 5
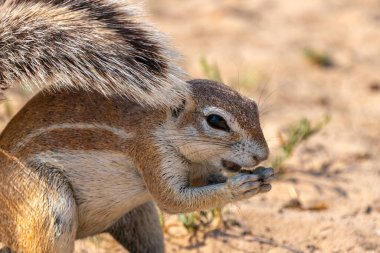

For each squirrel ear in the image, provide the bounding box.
[170,96,196,120]
[171,99,186,119]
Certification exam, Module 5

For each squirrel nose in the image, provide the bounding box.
[252,149,269,163]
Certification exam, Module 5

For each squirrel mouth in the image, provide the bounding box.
[222,159,242,173]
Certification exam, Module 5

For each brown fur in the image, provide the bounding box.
[190,79,264,143]
[0,80,270,252]
[0,149,78,252]
[0,1,271,252]
[107,201,164,253]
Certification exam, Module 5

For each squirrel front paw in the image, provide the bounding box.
[225,167,274,201]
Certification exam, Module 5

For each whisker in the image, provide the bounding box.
[257,82,267,109]
[258,88,277,116]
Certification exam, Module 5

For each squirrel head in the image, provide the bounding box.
[167,79,269,173]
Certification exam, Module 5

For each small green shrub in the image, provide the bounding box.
[303,48,334,68]
[272,116,330,175]
[200,57,223,82]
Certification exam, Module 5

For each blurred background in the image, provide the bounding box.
[1,0,379,252]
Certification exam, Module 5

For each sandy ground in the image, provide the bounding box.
[1,0,380,252]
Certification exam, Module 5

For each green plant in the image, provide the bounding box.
[272,116,330,175]
[200,57,223,82]
[178,209,221,234]
[303,48,333,68]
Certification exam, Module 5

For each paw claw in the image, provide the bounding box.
[226,172,273,201]
[259,183,272,193]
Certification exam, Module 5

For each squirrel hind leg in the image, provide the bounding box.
[107,201,164,253]
[0,150,78,253]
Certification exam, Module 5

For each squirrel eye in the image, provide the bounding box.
[206,114,230,132]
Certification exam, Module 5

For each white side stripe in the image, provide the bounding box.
[12,123,133,152]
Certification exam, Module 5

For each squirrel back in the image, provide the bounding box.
[0,0,189,108]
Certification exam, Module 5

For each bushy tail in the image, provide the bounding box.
[0,0,189,108]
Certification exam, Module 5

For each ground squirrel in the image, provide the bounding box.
[0,1,273,252]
